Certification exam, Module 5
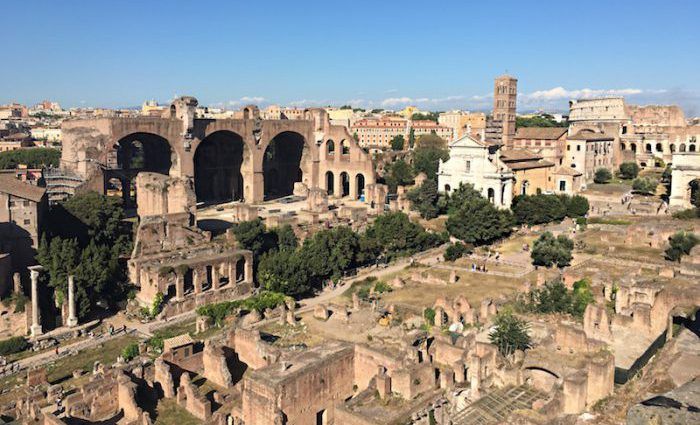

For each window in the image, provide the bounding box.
[465,160,471,173]
[23,219,31,225]
[576,145,581,152]
[8,201,15,207]
[23,200,30,207]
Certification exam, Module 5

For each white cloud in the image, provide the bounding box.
[522,87,644,103]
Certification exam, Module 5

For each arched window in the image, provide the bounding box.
[680,144,687,152]
[670,144,675,153]
[487,188,495,204]
[444,184,451,192]
[326,140,335,155]
[620,143,626,151]
[690,145,697,152]
[341,140,350,155]
[631,143,637,153]
[645,143,652,153]
[655,143,662,152]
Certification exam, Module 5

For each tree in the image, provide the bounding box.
[230,219,278,257]
[511,194,567,225]
[411,112,439,122]
[445,183,483,214]
[408,128,416,149]
[274,224,298,250]
[299,227,360,281]
[632,177,658,195]
[515,115,566,128]
[531,232,573,268]
[664,231,699,262]
[384,159,415,193]
[489,311,531,357]
[444,242,471,261]
[594,168,612,184]
[413,135,449,181]
[0,147,60,169]
[406,179,441,219]
[257,249,312,297]
[564,195,590,218]
[390,135,405,151]
[446,199,514,246]
[523,278,593,319]
[362,212,445,260]
[618,162,640,180]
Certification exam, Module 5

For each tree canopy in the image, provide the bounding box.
[618,162,640,180]
[530,232,573,268]
[489,311,531,357]
[390,135,405,151]
[384,159,415,193]
[515,115,566,128]
[511,194,588,226]
[0,147,60,169]
[446,198,514,246]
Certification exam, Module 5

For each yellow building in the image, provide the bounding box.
[398,106,420,118]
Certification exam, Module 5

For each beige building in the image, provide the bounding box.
[0,175,47,271]
[351,117,408,149]
[565,130,615,183]
[410,120,453,142]
[438,110,486,141]
[512,127,568,165]
[30,127,62,143]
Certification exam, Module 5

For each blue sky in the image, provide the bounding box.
[2,0,699,114]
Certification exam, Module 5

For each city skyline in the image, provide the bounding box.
[2,0,700,114]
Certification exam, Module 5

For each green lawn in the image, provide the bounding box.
[154,398,202,425]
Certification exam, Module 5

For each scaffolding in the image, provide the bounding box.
[451,385,545,425]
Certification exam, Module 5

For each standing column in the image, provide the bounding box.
[244,254,253,284]
[193,269,202,294]
[28,265,43,338]
[175,272,184,301]
[67,275,78,327]
[211,265,220,290]
[228,261,234,284]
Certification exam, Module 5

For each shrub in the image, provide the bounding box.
[665,231,699,262]
[565,195,590,218]
[196,291,289,326]
[632,177,658,195]
[594,168,613,184]
[373,281,392,294]
[531,232,573,268]
[618,162,640,180]
[672,208,700,220]
[423,307,436,325]
[523,279,594,319]
[511,194,567,225]
[0,336,29,356]
[121,342,140,362]
[444,242,471,261]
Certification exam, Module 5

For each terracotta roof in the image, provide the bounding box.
[553,166,582,176]
[500,148,543,162]
[162,334,194,352]
[0,175,46,202]
[568,130,614,141]
[514,127,567,140]
[506,159,554,171]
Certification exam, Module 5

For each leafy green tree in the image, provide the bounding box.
[257,249,312,297]
[362,212,445,260]
[515,115,566,128]
[594,168,613,184]
[121,343,140,362]
[618,162,640,180]
[274,224,298,250]
[531,232,573,268]
[446,199,514,246]
[564,195,590,218]
[632,177,658,195]
[444,242,471,261]
[0,147,60,169]
[390,135,405,151]
[523,279,592,319]
[572,279,595,317]
[407,179,441,219]
[411,112,440,122]
[412,136,449,181]
[408,128,416,149]
[384,159,415,192]
[300,227,360,281]
[511,194,567,225]
[489,311,531,357]
[664,231,699,262]
[445,183,483,214]
[230,218,278,257]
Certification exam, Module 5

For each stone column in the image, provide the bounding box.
[29,265,43,338]
[67,275,78,327]
[175,272,185,301]
[211,265,220,290]
[228,261,234,284]
[244,254,253,284]
[193,269,202,294]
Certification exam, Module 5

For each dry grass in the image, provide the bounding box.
[154,398,202,425]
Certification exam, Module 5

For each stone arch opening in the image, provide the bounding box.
[263,131,306,200]
[355,173,365,199]
[680,144,686,152]
[194,131,246,204]
[670,144,676,153]
[630,143,637,153]
[487,188,495,204]
[114,133,173,174]
[445,184,451,192]
[645,143,652,153]
[524,367,560,392]
[656,143,663,152]
[691,145,697,152]
[621,142,626,151]
[326,171,334,196]
[327,140,335,155]
[340,172,350,197]
[341,139,350,155]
